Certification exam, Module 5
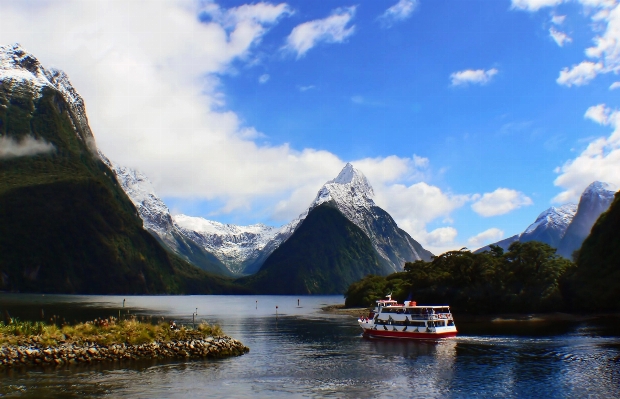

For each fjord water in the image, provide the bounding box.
[1,295,619,398]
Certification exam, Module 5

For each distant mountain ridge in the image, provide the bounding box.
[101,155,232,276]
[557,181,617,259]
[109,161,433,278]
[477,181,616,258]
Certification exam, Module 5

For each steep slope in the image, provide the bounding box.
[476,204,577,254]
[173,215,283,275]
[238,204,387,294]
[569,191,620,311]
[305,163,433,271]
[557,181,617,259]
[113,162,431,277]
[101,156,232,276]
[521,204,577,247]
[0,44,236,294]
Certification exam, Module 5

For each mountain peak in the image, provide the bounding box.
[1,43,94,150]
[523,203,577,235]
[330,163,375,196]
[332,162,356,184]
[583,181,616,197]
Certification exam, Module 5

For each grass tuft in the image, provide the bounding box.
[0,317,224,347]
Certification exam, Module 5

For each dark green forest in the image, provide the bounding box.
[238,203,388,294]
[344,240,612,314]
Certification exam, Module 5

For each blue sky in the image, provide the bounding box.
[2,0,620,254]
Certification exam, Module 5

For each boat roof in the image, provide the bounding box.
[382,304,450,309]
[375,295,450,308]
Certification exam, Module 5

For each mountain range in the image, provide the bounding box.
[476,181,617,259]
[0,44,432,294]
[107,156,433,278]
[3,44,618,296]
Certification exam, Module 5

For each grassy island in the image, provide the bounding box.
[0,317,249,368]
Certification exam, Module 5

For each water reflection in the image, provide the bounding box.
[1,294,620,399]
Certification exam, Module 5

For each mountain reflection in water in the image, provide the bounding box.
[1,294,619,398]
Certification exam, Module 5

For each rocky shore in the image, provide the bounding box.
[0,336,249,368]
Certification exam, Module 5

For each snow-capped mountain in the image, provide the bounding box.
[304,163,433,271]
[101,155,295,275]
[476,204,577,253]
[521,204,578,247]
[108,161,432,276]
[476,181,617,257]
[0,44,94,150]
[100,155,232,276]
[557,181,617,259]
[173,215,283,275]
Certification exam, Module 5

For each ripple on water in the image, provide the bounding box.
[1,295,620,399]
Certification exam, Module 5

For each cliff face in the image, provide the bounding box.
[0,44,233,294]
[557,182,617,259]
[570,191,620,311]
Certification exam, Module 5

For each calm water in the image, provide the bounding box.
[1,294,619,398]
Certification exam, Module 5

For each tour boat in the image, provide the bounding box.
[358,295,457,339]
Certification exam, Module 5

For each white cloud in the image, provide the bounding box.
[551,15,567,25]
[551,2,620,87]
[550,27,572,46]
[450,68,498,86]
[0,136,55,159]
[298,85,315,92]
[511,0,565,11]
[0,1,473,255]
[610,81,620,89]
[557,61,603,86]
[467,228,504,249]
[578,0,617,8]
[424,227,459,253]
[584,4,620,70]
[258,74,270,84]
[471,188,533,217]
[284,7,356,58]
[584,103,612,124]
[378,0,419,28]
[554,103,620,202]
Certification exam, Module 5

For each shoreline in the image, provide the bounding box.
[321,304,620,322]
[0,335,249,369]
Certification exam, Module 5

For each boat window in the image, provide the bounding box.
[448,320,455,326]
[435,320,445,327]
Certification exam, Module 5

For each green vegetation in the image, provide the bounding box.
[345,241,576,314]
[567,192,620,311]
[239,203,389,294]
[0,69,240,294]
[0,317,223,347]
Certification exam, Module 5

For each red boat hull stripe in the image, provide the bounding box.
[362,329,457,339]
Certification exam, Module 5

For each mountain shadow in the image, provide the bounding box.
[238,203,390,294]
[567,191,620,311]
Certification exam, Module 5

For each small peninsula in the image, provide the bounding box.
[0,317,249,369]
